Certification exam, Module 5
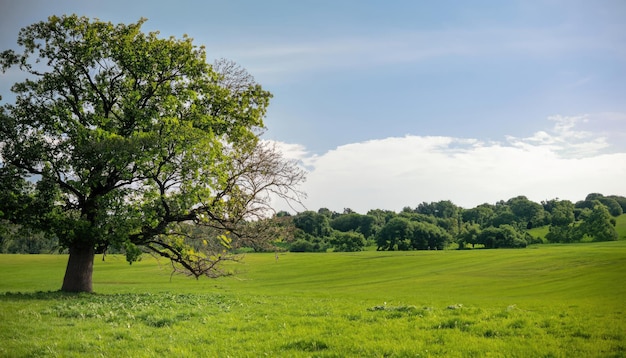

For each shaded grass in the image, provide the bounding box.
[1,241,626,357]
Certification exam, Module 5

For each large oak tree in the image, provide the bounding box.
[0,15,305,292]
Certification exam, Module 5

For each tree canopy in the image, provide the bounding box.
[0,15,305,292]
[273,193,623,253]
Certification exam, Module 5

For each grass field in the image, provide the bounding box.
[1,241,625,357]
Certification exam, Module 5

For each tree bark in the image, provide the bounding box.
[61,244,95,292]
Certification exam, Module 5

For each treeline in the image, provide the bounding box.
[267,193,625,253]
[1,193,624,254]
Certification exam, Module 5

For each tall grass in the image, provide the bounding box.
[1,241,625,357]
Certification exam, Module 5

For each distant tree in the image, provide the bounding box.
[576,194,623,218]
[546,225,583,243]
[357,215,376,238]
[292,211,332,238]
[329,231,366,252]
[476,225,527,248]
[0,223,58,254]
[581,201,618,242]
[462,204,495,228]
[549,200,576,226]
[415,200,459,219]
[507,196,545,229]
[477,227,499,248]
[597,197,623,217]
[457,223,481,249]
[545,200,582,243]
[289,228,329,252]
[376,217,412,251]
[410,221,452,250]
[288,239,317,252]
[575,200,594,210]
[585,193,605,201]
[331,213,375,238]
[331,213,362,233]
[541,199,558,213]
[317,208,334,218]
[367,209,396,235]
[607,195,626,213]
[491,207,517,228]
[398,211,437,225]
[435,217,461,237]
[575,193,604,211]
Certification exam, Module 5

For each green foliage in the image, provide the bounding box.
[599,197,624,217]
[123,242,142,264]
[289,193,624,253]
[376,217,452,250]
[410,221,452,250]
[547,199,576,226]
[581,202,619,242]
[329,231,366,252]
[289,239,317,252]
[457,223,482,248]
[0,15,304,290]
[292,211,332,238]
[415,200,460,219]
[376,217,412,250]
[506,195,546,229]
[0,223,59,254]
[462,204,495,227]
[544,199,584,243]
[546,224,583,243]
[607,195,626,213]
[477,225,528,248]
[330,213,375,238]
[577,194,624,217]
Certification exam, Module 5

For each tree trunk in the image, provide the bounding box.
[61,244,95,292]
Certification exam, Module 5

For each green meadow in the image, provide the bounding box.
[2,241,626,357]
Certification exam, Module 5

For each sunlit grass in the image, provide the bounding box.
[615,213,626,239]
[1,241,625,357]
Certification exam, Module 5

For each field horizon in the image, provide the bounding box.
[2,241,625,356]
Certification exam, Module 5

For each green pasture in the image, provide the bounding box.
[616,214,626,239]
[1,241,626,357]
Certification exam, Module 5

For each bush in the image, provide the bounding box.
[329,231,365,252]
[288,237,329,252]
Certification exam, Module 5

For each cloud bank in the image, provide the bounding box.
[270,115,626,213]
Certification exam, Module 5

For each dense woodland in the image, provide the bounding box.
[267,193,624,253]
[2,192,623,254]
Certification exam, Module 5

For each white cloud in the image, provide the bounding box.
[511,115,610,157]
[271,116,626,213]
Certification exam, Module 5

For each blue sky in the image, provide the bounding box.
[1,0,625,212]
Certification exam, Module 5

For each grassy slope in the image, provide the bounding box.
[616,213,626,239]
[1,242,625,357]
